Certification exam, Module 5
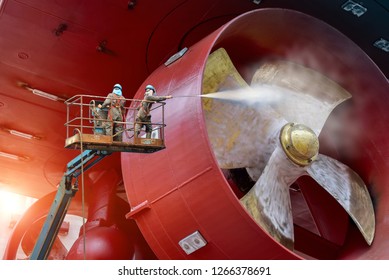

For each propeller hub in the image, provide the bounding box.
[280,123,319,166]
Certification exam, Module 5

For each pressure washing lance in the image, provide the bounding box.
[171,94,225,98]
[172,95,202,98]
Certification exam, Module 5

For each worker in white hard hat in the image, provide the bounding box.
[98,83,126,141]
[135,84,172,138]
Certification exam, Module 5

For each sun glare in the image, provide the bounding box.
[0,189,36,216]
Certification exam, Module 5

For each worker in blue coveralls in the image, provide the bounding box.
[135,84,172,138]
[98,83,126,141]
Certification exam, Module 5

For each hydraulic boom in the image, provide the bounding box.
[29,149,109,260]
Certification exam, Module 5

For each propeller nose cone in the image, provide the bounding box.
[280,123,319,166]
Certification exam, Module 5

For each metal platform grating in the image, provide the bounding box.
[65,133,165,153]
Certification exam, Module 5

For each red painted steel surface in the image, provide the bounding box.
[2,3,388,260]
[122,9,389,260]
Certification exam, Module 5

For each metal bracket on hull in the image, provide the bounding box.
[125,200,151,219]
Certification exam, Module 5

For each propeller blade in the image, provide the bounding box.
[202,48,249,94]
[251,60,352,135]
[205,97,286,171]
[240,145,306,249]
[202,48,287,174]
[307,154,375,245]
